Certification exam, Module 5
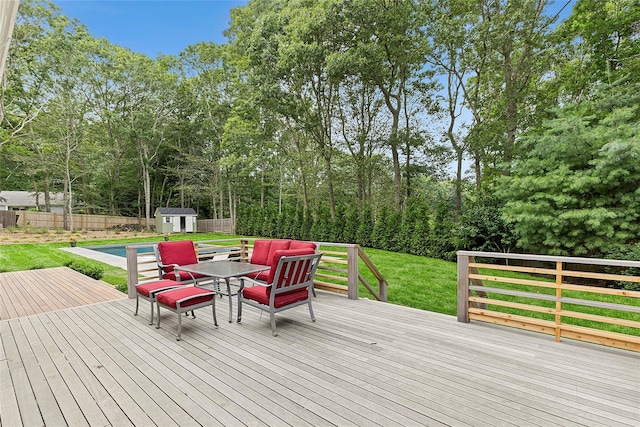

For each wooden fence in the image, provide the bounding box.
[0,210,18,227]
[126,238,388,302]
[196,218,234,234]
[457,251,640,352]
[16,211,145,230]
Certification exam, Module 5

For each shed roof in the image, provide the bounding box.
[155,207,197,216]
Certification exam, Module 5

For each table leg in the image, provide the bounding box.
[225,278,233,322]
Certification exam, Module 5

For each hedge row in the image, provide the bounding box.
[235,198,514,262]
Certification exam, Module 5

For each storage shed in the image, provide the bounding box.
[154,208,197,233]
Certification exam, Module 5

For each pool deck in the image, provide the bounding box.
[62,247,129,269]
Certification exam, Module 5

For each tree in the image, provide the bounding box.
[554,0,640,100]
[499,81,640,256]
[336,0,429,209]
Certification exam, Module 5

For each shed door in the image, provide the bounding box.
[180,216,186,232]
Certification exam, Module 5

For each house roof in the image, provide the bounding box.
[0,191,65,207]
[155,207,197,216]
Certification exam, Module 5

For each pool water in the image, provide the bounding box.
[86,244,155,258]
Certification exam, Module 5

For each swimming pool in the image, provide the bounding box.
[85,243,232,258]
[85,244,156,258]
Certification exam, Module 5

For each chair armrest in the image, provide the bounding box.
[239,276,270,291]
[158,262,179,270]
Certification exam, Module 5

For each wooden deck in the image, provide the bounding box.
[1,270,639,426]
[0,267,126,320]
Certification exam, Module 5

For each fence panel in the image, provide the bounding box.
[15,211,145,230]
[196,218,234,234]
[0,211,18,227]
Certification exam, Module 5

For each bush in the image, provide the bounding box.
[606,243,640,291]
[455,197,517,254]
[64,261,104,280]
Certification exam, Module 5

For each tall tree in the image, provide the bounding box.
[499,81,640,256]
[336,0,428,209]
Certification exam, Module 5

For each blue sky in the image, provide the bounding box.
[54,0,249,58]
[53,1,574,59]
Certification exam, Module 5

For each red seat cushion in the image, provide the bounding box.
[157,240,198,272]
[242,285,309,308]
[136,280,185,297]
[156,287,213,309]
[251,240,272,265]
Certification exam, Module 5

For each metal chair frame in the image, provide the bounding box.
[156,288,218,341]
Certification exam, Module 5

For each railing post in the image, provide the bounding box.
[379,278,387,302]
[555,261,563,342]
[240,239,249,262]
[347,245,359,300]
[457,252,470,323]
[126,246,138,299]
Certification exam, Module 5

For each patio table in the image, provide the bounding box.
[175,260,269,323]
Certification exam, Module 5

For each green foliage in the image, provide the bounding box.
[455,196,517,254]
[499,81,640,257]
[310,206,331,242]
[355,206,374,247]
[606,243,640,291]
[64,260,104,281]
[329,205,345,243]
[342,205,360,244]
[370,207,388,249]
[300,211,313,241]
[428,202,456,261]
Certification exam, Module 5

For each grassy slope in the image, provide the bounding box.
[359,248,458,315]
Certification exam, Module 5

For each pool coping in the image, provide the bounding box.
[61,247,129,269]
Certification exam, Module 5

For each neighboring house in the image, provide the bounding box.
[154,207,198,233]
[0,191,65,213]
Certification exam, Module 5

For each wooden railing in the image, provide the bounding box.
[457,251,640,352]
[126,239,388,302]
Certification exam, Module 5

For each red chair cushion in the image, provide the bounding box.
[156,287,213,309]
[290,240,317,251]
[157,240,198,272]
[267,248,315,285]
[251,240,272,265]
[136,280,185,297]
[162,271,208,282]
[266,240,292,267]
[242,285,309,308]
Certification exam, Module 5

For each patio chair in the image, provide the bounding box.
[156,286,217,340]
[134,279,189,325]
[155,240,212,285]
[248,239,319,295]
[238,250,322,336]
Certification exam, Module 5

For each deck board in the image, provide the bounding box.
[0,267,126,320]
[1,268,639,426]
